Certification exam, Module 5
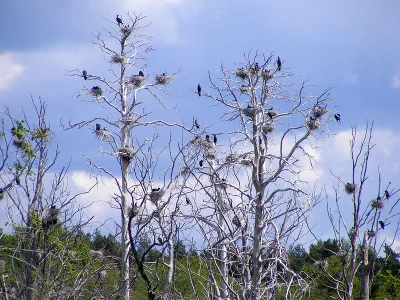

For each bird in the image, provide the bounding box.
[197,84,201,97]
[92,86,100,90]
[254,62,259,72]
[116,15,123,25]
[267,109,276,119]
[162,72,166,76]
[379,221,385,230]
[186,197,191,205]
[194,119,199,129]
[82,70,87,80]
[152,188,161,192]
[199,160,204,167]
[95,124,101,131]
[334,113,341,122]
[15,177,20,186]
[0,187,3,193]
[385,190,390,199]
[138,71,144,77]
[157,236,163,244]
[277,57,282,71]
[206,134,210,142]
[213,134,217,144]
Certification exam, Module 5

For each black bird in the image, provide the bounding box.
[92,86,100,90]
[334,113,341,122]
[254,62,259,72]
[162,72,166,76]
[213,134,217,144]
[51,205,56,210]
[379,221,385,230]
[186,197,191,205]
[0,187,3,193]
[138,71,144,77]
[95,124,101,131]
[197,84,201,97]
[152,188,161,192]
[157,236,163,244]
[16,177,20,186]
[194,119,199,129]
[82,70,87,80]
[277,57,282,71]
[385,190,390,199]
[205,134,210,142]
[199,160,204,167]
[116,15,123,25]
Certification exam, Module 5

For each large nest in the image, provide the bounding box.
[262,70,273,80]
[267,109,277,118]
[235,68,250,79]
[180,166,191,175]
[94,129,113,141]
[226,154,238,163]
[371,198,385,209]
[344,183,356,194]
[204,151,217,160]
[242,107,256,118]
[262,123,275,134]
[367,230,376,238]
[117,146,135,161]
[190,136,201,145]
[152,209,161,218]
[215,179,228,189]
[155,75,172,85]
[201,140,215,149]
[239,85,251,93]
[240,158,252,166]
[111,54,127,64]
[0,191,5,201]
[121,116,138,127]
[130,75,145,86]
[312,106,328,119]
[150,189,165,204]
[130,205,140,218]
[232,216,241,227]
[13,137,24,148]
[90,87,103,97]
[306,118,321,130]
[121,25,132,36]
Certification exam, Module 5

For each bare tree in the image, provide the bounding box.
[181,52,333,299]
[319,123,400,300]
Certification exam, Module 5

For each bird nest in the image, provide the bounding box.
[367,230,376,238]
[150,189,165,204]
[204,151,217,160]
[240,158,252,166]
[90,87,103,97]
[242,107,256,118]
[267,109,277,118]
[232,216,241,227]
[130,75,145,86]
[155,75,172,85]
[180,167,191,175]
[121,116,138,127]
[111,54,127,64]
[94,129,113,141]
[262,70,273,80]
[235,69,250,79]
[306,119,321,130]
[239,86,251,93]
[121,26,132,36]
[117,146,135,161]
[371,199,385,209]
[130,205,140,218]
[215,179,228,189]
[312,106,328,119]
[226,154,238,163]
[262,124,276,134]
[13,138,24,148]
[0,192,4,201]
[152,210,161,218]
[201,140,215,149]
[344,183,356,194]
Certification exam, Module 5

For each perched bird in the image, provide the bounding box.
[334,113,341,122]
[213,134,217,144]
[0,187,3,193]
[152,188,161,192]
[199,160,204,167]
[16,177,20,186]
[82,70,87,80]
[96,124,101,131]
[277,57,282,71]
[194,119,199,129]
[206,134,210,142]
[385,190,390,199]
[162,72,166,76]
[379,221,385,230]
[116,15,123,25]
[157,236,163,244]
[254,62,259,72]
[197,84,201,97]
[186,197,191,205]
[138,71,144,77]
[92,86,100,90]
[267,108,276,119]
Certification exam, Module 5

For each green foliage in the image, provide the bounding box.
[31,127,49,140]
[371,270,400,299]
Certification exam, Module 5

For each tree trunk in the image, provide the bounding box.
[361,231,370,300]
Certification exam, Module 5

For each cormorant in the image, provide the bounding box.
[92,86,100,90]
[254,62,259,71]
[116,15,123,25]
[197,84,201,97]
[277,57,282,71]
[0,187,3,193]
[385,190,390,199]
[139,71,144,77]
[96,124,101,131]
[162,72,166,76]
[213,134,217,144]
[157,236,162,244]
[267,109,276,119]
[379,221,385,230]
[16,177,20,186]
[82,70,87,80]
[152,188,161,192]
[199,160,204,167]
[186,197,191,205]
[206,134,210,142]
[194,119,199,129]
[334,113,341,122]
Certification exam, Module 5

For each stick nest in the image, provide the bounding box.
[13,138,24,148]
[180,167,191,175]
[130,205,140,218]
[121,26,132,36]
[130,75,145,86]
[226,154,238,163]
[344,183,356,194]
[242,107,256,118]
[215,179,228,189]
[117,146,135,161]
[111,55,127,64]
[150,189,165,204]
[312,106,328,119]
[204,151,217,160]
[155,75,172,85]
[371,199,385,209]
[235,69,250,79]
[367,230,376,237]
[306,119,321,130]
[201,140,215,149]
[0,192,4,201]
[94,129,112,141]
[262,124,276,134]
[121,116,138,127]
[262,70,273,80]
[90,87,103,97]
[232,216,241,227]
[240,158,252,166]
[239,85,251,93]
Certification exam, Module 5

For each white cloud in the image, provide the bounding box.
[391,72,400,89]
[0,53,24,91]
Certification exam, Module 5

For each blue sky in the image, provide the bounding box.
[0,0,400,250]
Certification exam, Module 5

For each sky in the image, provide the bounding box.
[0,0,400,251]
